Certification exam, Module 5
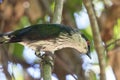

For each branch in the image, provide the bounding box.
[42,52,54,80]
[105,39,120,48]
[83,0,106,80]
[51,0,64,23]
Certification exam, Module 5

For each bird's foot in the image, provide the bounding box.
[35,51,54,67]
[41,51,54,67]
[35,50,47,58]
[35,51,42,58]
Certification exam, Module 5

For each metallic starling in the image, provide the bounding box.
[0,24,90,58]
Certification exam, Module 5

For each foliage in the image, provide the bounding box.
[1,0,120,80]
[114,19,120,39]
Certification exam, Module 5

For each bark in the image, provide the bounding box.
[83,0,106,80]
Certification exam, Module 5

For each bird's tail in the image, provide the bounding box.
[0,33,10,44]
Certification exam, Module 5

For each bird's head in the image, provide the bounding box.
[70,32,88,53]
[55,31,90,58]
[67,32,90,58]
[56,32,87,55]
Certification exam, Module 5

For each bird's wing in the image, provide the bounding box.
[0,24,73,43]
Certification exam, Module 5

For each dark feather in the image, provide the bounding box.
[4,24,74,43]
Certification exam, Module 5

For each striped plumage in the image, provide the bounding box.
[0,24,89,57]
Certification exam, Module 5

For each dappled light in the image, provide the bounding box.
[0,0,120,80]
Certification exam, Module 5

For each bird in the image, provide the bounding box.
[0,24,90,58]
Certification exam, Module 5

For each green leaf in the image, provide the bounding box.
[19,16,31,29]
[50,1,55,13]
[12,43,24,59]
[114,19,120,39]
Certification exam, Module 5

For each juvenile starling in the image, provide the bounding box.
[0,24,90,57]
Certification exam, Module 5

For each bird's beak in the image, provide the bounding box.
[86,52,91,59]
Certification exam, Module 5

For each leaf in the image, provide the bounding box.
[114,19,120,39]
[12,43,24,59]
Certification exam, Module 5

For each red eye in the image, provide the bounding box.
[87,41,90,45]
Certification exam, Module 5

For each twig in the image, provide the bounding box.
[51,0,64,23]
[83,0,106,80]
[105,39,120,48]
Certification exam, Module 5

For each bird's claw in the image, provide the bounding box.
[41,53,54,67]
[35,50,47,59]
[35,50,54,67]
[35,51,42,58]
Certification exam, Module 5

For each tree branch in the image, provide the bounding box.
[83,0,106,80]
[105,39,120,48]
[42,52,54,80]
[51,0,64,23]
